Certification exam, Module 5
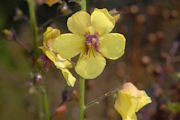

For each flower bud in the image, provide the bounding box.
[55,105,67,117]
[114,82,151,120]
[33,73,43,85]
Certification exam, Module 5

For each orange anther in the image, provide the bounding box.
[85,55,88,59]
[87,43,91,48]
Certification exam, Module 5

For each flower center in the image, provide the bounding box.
[85,32,100,54]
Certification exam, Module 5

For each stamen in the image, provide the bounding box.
[92,38,96,44]
[85,32,101,56]
[85,55,88,59]
[87,43,92,48]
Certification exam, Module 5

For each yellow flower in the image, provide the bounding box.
[40,27,76,87]
[52,8,126,79]
[45,0,61,6]
[114,82,152,120]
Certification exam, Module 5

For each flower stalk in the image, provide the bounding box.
[27,0,39,61]
[79,1,86,120]
[27,0,50,120]
[79,77,85,120]
[40,86,50,120]
[80,0,86,11]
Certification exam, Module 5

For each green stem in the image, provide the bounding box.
[38,92,43,120]
[80,0,86,11]
[79,1,86,120]
[79,77,85,120]
[27,1,50,120]
[27,0,39,61]
[41,86,50,120]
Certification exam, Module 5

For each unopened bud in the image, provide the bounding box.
[33,73,43,85]
[58,2,72,16]
[55,105,67,117]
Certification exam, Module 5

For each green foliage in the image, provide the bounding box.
[167,102,180,113]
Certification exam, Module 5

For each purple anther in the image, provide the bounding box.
[85,32,101,54]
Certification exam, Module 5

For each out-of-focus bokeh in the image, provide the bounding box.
[0,0,180,120]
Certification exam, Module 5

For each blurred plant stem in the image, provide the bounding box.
[38,91,43,120]
[27,0,50,120]
[40,86,50,120]
[80,0,86,11]
[79,1,86,120]
[27,0,39,62]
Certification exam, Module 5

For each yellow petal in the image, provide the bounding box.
[43,27,61,48]
[114,92,138,119]
[62,69,76,87]
[114,14,120,23]
[131,114,137,120]
[120,82,142,97]
[52,33,84,59]
[135,91,152,112]
[40,46,73,69]
[122,114,137,120]
[67,11,91,35]
[39,46,56,62]
[75,51,106,79]
[91,8,115,35]
[114,82,152,120]
[54,54,72,69]
[99,33,126,60]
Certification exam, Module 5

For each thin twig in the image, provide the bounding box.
[86,87,120,109]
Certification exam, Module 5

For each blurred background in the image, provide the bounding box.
[0,0,180,120]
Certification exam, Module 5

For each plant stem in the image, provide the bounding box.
[41,86,50,120]
[27,0,39,61]
[37,92,43,120]
[80,0,87,11]
[79,77,85,120]
[27,1,50,120]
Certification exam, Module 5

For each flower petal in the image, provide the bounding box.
[39,46,56,62]
[114,92,137,119]
[62,69,76,87]
[43,27,61,48]
[54,54,72,69]
[99,33,126,60]
[91,8,115,35]
[52,33,84,59]
[67,11,91,35]
[75,52,106,79]
[135,91,152,112]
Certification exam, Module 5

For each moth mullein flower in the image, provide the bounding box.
[40,27,76,87]
[52,8,126,79]
[114,82,152,120]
